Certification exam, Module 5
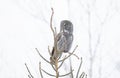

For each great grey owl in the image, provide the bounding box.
[51,20,73,60]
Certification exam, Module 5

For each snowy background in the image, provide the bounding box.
[0,0,120,78]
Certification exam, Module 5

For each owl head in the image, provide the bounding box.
[60,20,73,34]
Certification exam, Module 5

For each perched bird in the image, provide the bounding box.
[57,20,73,53]
[51,20,73,62]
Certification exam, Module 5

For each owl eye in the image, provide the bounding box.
[63,23,66,26]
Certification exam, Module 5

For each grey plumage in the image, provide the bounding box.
[60,20,73,34]
[57,20,73,53]
[51,20,73,60]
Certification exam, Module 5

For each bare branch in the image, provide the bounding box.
[58,56,67,69]
[50,64,56,71]
[54,27,57,36]
[35,48,50,64]
[48,46,52,56]
[41,69,56,77]
[79,72,85,78]
[58,61,64,69]
[25,63,34,78]
[41,68,74,77]
[67,52,79,59]
[69,57,74,78]
[85,74,87,78]
[76,58,83,78]
[50,8,55,38]
[59,45,78,62]
[54,59,59,78]
[39,62,43,78]
[28,75,32,78]
[59,70,74,77]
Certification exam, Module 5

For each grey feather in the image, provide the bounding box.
[51,20,73,60]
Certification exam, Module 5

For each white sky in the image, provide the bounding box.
[0,0,120,78]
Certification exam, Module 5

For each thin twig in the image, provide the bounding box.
[85,74,87,78]
[41,69,56,77]
[50,64,56,71]
[41,69,74,77]
[58,56,67,69]
[79,72,85,78]
[28,75,32,78]
[48,46,51,56]
[54,27,57,36]
[50,8,58,61]
[58,61,64,69]
[25,63,34,78]
[35,48,50,64]
[76,58,83,78]
[59,45,78,62]
[68,52,79,59]
[69,57,74,78]
[50,8,55,38]
[58,52,72,62]
[39,62,43,78]
[59,70,74,77]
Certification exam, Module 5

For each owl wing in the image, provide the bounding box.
[51,32,67,60]
[56,32,67,52]
[64,33,73,53]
